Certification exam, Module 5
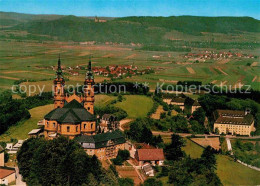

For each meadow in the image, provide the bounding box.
[182,138,260,185]
[0,104,53,141]
[115,95,153,118]
[0,39,259,92]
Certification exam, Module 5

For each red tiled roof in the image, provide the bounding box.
[0,168,15,179]
[136,149,164,161]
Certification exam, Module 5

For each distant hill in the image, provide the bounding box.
[1,11,260,44]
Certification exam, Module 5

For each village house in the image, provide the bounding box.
[75,130,126,160]
[99,114,119,133]
[135,148,165,166]
[0,146,16,185]
[213,109,255,136]
[0,167,16,185]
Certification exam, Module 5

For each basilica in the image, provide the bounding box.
[44,57,96,139]
[42,57,126,159]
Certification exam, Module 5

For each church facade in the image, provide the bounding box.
[44,57,96,139]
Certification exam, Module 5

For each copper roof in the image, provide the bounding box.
[136,149,165,161]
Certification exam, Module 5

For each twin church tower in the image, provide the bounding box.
[53,56,95,114]
[44,57,96,139]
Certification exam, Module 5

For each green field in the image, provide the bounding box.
[115,95,153,118]
[95,94,117,107]
[182,138,260,185]
[0,104,53,141]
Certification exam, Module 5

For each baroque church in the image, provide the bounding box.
[44,57,96,139]
[42,57,125,159]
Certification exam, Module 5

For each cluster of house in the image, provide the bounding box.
[184,51,255,61]
[92,65,153,78]
[0,146,16,185]
[162,93,201,114]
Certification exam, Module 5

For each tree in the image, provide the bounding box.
[118,94,123,102]
[144,178,163,186]
[17,137,116,185]
[160,112,166,119]
[200,146,217,170]
[164,134,185,161]
[192,107,206,124]
[190,120,205,134]
[118,178,134,186]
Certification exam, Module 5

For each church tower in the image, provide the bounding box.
[53,56,65,108]
[83,58,95,114]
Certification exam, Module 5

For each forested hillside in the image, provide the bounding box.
[2,11,259,44]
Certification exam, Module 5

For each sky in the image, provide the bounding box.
[0,0,260,19]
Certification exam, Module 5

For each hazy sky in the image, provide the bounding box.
[0,0,259,19]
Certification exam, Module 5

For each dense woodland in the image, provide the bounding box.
[1,13,258,50]
[0,91,52,135]
[17,137,132,186]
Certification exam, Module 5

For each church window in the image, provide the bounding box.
[91,123,93,129]
[58,89,60,94]
[47,121,49,128]
[88,90,90,96]
[53,123,55,128]
[67,126,70,132]
[84,124,86,129]
[76,126,78,132]
[88,107,90,110]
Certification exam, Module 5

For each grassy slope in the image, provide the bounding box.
[115,95,153,118]
[95,94,116,107]
[182,138,260,185]
[0,104,53,141]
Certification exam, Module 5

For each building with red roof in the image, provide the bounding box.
[135,148,165,166]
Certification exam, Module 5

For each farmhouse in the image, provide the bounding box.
[135,148,165,166]
[213,109,255,136]
[74,130,125,160]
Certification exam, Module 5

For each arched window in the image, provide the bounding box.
[91,123,93,129]
[67,126,70,132]
[84,124,86,129]
[76,126,78,132]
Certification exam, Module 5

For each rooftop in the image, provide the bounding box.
[215,109,254,125]
[136,149,165,161]
[0,167,15,179]
[44,100,95,124]
[75,130,125,149]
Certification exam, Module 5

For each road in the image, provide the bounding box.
[119,119,133,131]
[15,167,26,186]
[152,131,260,139]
